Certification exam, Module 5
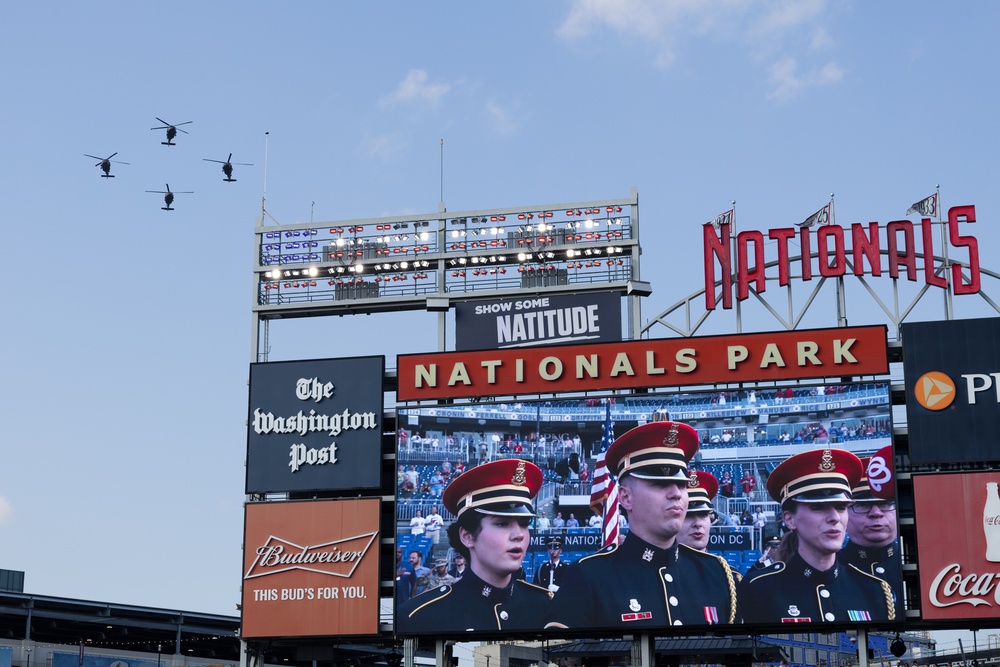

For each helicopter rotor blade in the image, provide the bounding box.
[203,158,225,164]
[228,153,233,162]
[174,121,194,126]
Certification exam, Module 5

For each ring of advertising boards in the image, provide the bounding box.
[393,326,902,637]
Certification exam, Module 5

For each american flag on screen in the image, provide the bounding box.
[590,401,620,548]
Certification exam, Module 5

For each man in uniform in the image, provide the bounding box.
[534,536,568,592]
[842,457,901,595]
[739,448,895,624]
[396,459,552,633]
[545,421,738,629]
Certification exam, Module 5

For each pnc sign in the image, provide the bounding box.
[903,318,1000,464]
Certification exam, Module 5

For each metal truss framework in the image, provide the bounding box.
[642,250,999,341]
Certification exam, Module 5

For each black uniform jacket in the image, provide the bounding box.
[544,534,738,629]
[396,567,552,634]
[840,540,901,590]
[533,559,568,590]
[738,553,895,624]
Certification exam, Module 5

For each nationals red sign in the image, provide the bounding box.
[397,325,887,400]
[704,205,980,310]
[913,473,1000,621]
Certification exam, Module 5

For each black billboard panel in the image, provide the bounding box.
[246,356,384,493]
[902,317,1000,465]
[454,292,622,351]
[394,381,899,637]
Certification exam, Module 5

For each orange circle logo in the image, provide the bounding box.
[914,371,956,410]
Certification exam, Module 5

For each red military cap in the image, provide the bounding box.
[443,458,542,518]
[766,448,863,507]
[686,470,719,514]
[605,421,699,482]
[851,457,875,502]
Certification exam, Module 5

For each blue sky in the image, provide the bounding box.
[3,0,1000,630]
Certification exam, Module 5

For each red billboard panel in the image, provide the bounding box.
[914,473,1000,621]
[242,498,381,638]
[397,326,887,401]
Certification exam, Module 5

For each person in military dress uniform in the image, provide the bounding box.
[841,456,901,596]
[396,459,552,633]
[678,470,742,583]
[534,536,568,592]
[739,448,896,624]
[544,421,738,629]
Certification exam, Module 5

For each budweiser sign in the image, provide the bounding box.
[703,205,980,310]
[914,473,1000,620]
[241,498,381,638]
[245,532,378,580]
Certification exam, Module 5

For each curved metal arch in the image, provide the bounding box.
[641,250,1000,340]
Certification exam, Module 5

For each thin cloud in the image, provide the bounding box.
[556,0,844,99]
[767,57,845,102]
[485,98,520,135]
[0,496,12,525]
[379,69,452,108]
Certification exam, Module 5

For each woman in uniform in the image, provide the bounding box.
[396,458,552,634]
[738,448,895,624]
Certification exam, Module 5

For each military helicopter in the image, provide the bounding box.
[84,152,129,178]
[203,153,253,182]
[145,184,193,211]
[151,117,193,146]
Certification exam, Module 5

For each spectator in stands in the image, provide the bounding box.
[448,552,468,580]
[441,457,452,474]
[740,471,756,497]
[408,550,431,595]
[588,513,602,528]
[535,512,551,530]
[454,460,466,477]
[395,547,416,602]
[552,512,566,529]
[427,558,456,588]
[405,464,419,489]
[425,505,445,550]
[397,464,407,489]
[740,509,754,526]
[720,470,735,498]
[430,469,445,497]
[738,448,895,623]
[566,513,579,528]
[513,441,524,455]
[396,459,551,632]
[753,508,767,529]
[410,510,427,536]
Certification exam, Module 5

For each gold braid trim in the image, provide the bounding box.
[706,551,739,623]
[881,579,896,620]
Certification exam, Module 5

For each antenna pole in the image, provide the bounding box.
[261,131,269,219]
[439,138,445,213]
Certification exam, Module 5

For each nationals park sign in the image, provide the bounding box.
[397,325,887,401]
[703,205,981,310]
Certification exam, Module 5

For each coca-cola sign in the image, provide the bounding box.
[241,498,381,638]
[914,473,1000,620]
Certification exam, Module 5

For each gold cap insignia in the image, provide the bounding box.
[512,461,527,486]
[819,449,835,472]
